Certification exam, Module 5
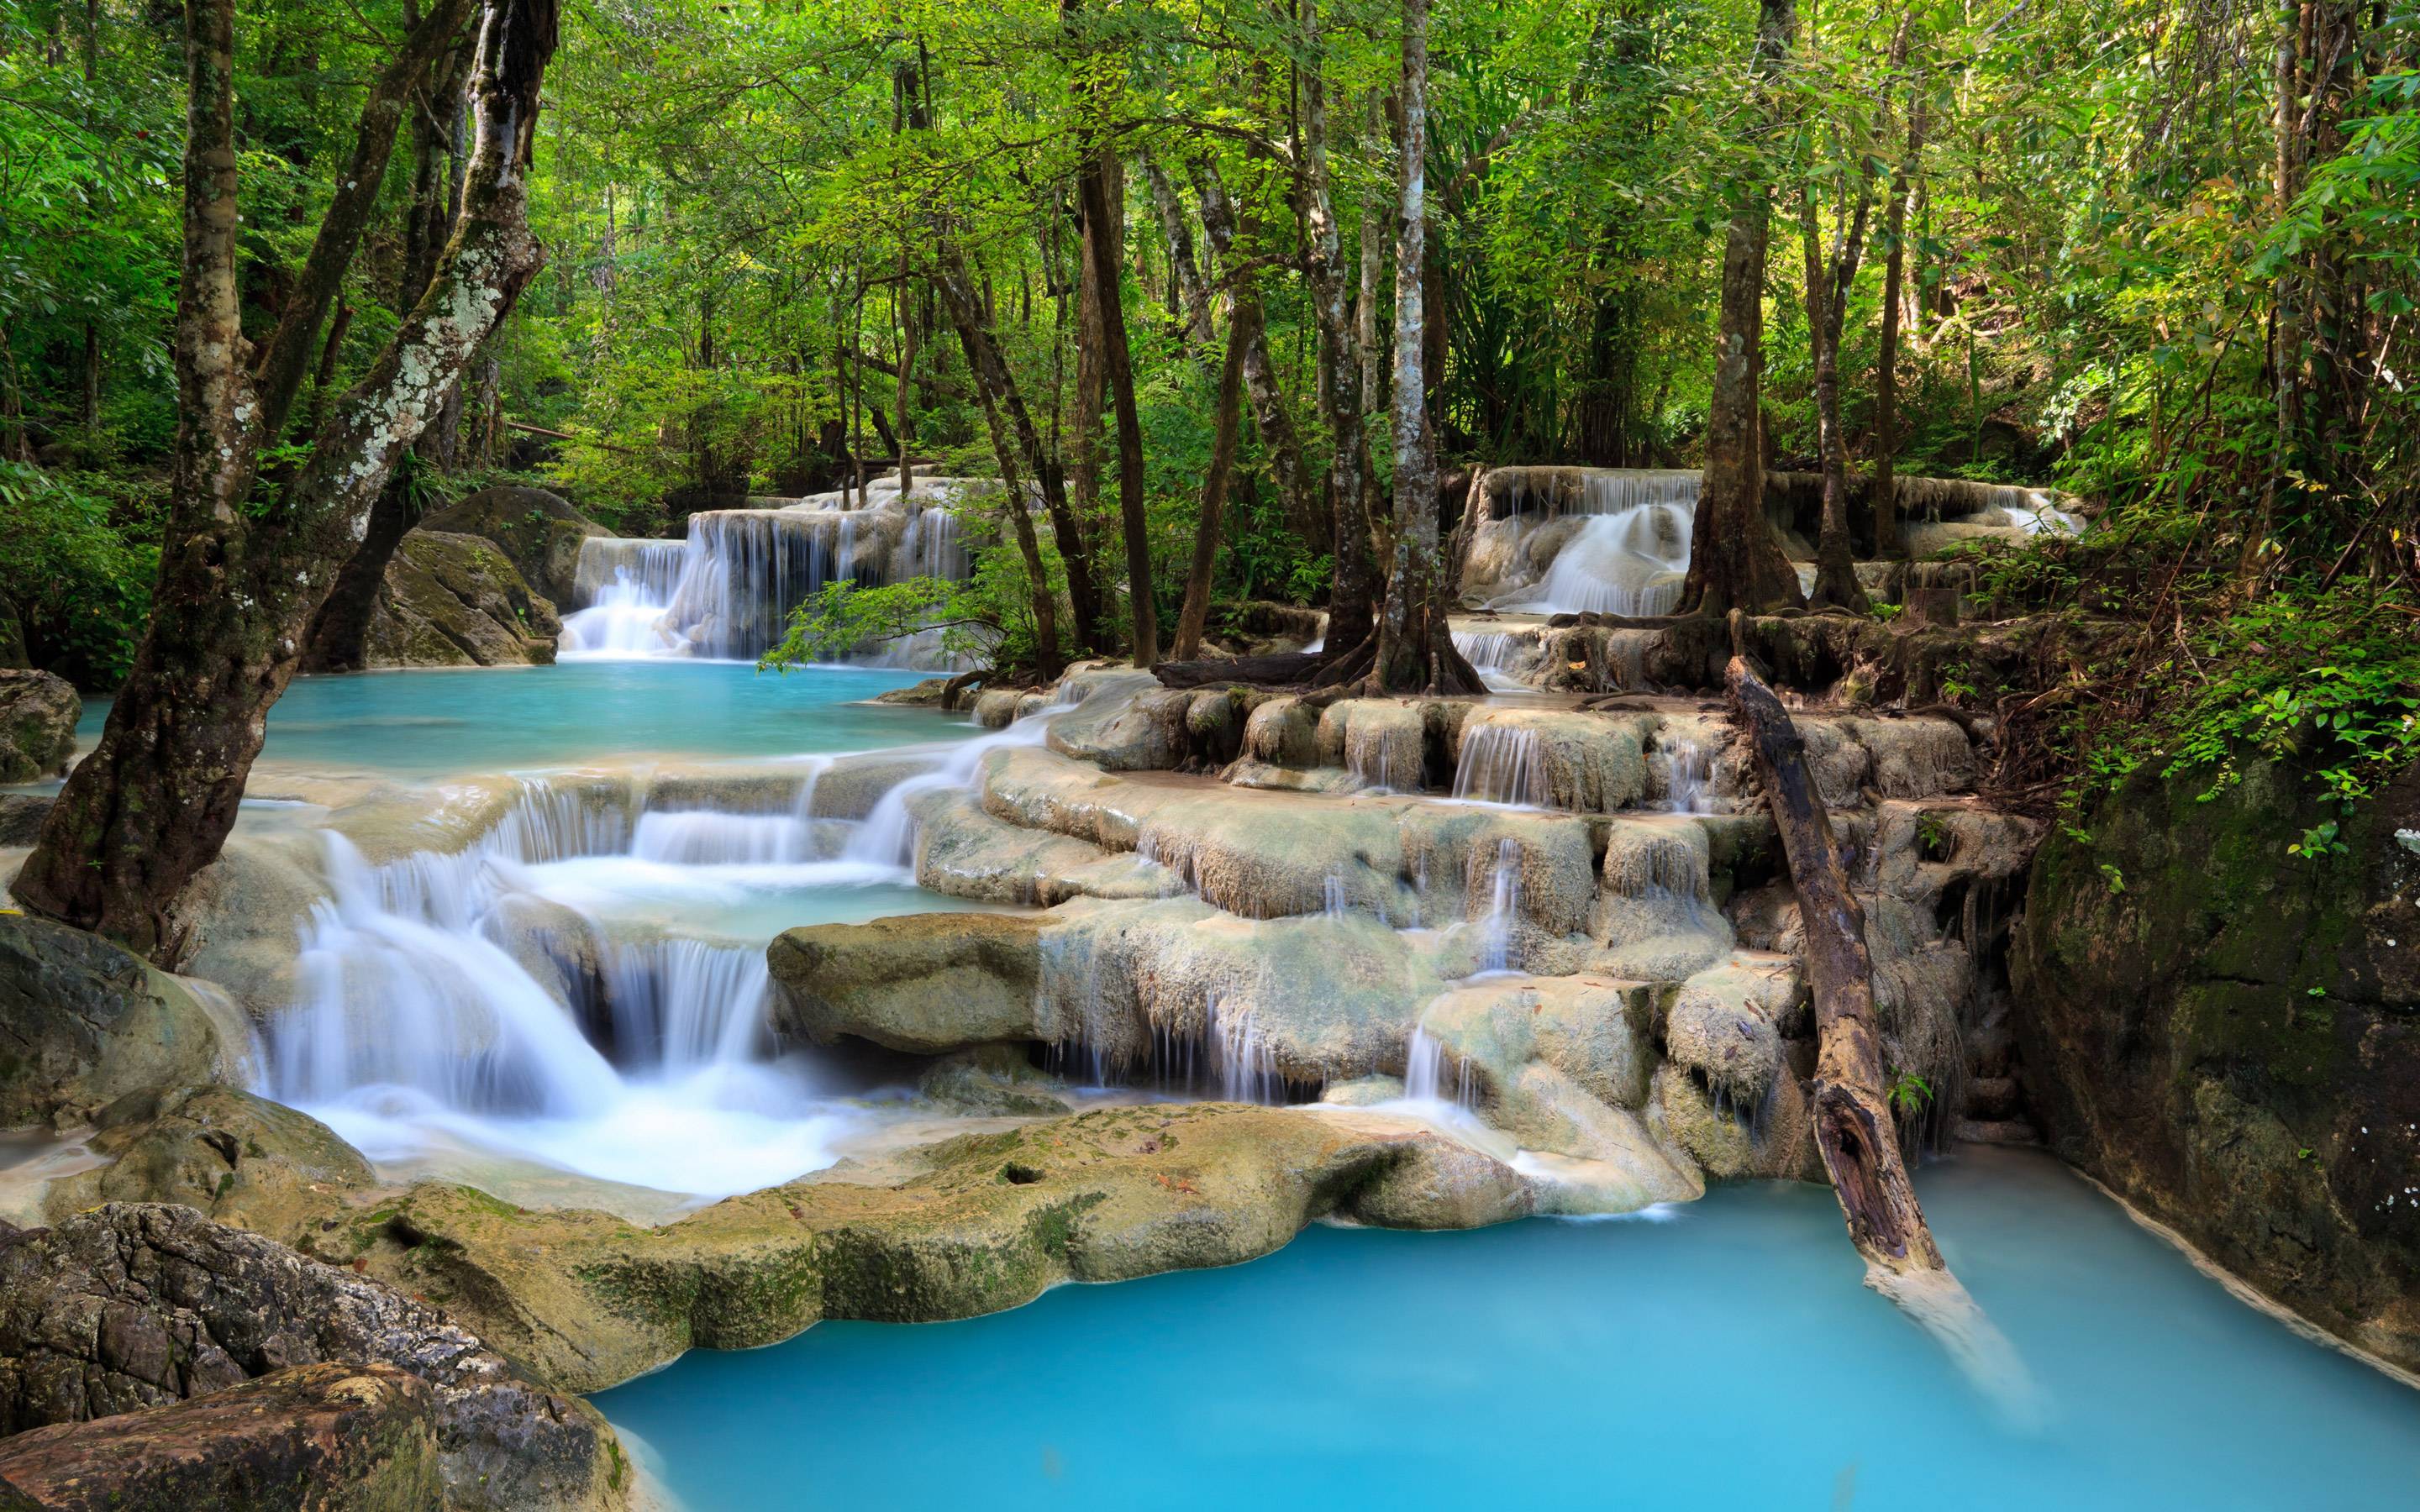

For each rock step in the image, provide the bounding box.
[1955,1117,2042,1147]
[1964,1074,2024,1121]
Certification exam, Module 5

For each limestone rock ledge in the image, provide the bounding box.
[298,1105,1530,1395]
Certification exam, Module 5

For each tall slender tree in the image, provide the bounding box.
[18,0,557,957]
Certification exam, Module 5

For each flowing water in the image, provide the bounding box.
[595,1145,2420,1510]
[40,646,2414,1500]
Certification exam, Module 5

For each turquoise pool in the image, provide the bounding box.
[595,1147,2418,1510]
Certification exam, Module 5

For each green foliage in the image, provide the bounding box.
[1886,1068,1934,1118]
[0,461,159,689]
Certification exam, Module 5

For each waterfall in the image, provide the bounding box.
[1403,1026,1476,1109]
[845,696,1073,868]
[560,490,981,664]
[1451,630,1534,692]
[1520,505,1691,616]
[1210,996,1283,1105]
[1473,838,1523,975]
[1659,737,1713,814]
[266,766,901,1200]
[905,507,966,580]
[596,938,772,1071]
[1453,724,1549,807]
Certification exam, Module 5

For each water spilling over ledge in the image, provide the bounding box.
[558,475,991,666]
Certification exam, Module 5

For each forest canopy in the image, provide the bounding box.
[3,0,2414,780]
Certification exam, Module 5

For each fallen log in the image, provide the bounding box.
[1725,657,2040,1420]
[1150,649,1325,690]
[1726,652,1944,1277]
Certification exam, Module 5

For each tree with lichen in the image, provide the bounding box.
[13,0,560,959]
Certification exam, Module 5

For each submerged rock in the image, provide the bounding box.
[0,1360,446,1511]
[0,915,255,1125]
[0,667,78,785]
[364,531,562,669]
[0,1202,627,1509]
[2014,754,2420,1373]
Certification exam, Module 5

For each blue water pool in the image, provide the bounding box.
[594,1146,2419,1510]
[72,661,958,776]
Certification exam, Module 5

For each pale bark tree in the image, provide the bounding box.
[1371,0,1478,694]
[17,0,556,959]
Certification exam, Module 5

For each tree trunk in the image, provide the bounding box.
[302,39,476,674]
[1681,0,1805,619]
[16,0,553,961]
[934,250,1064,678]
[1798,185,1869,613]
[1296,0,1381,659]
[1173,297,1249,661]
[1077,147,1158,666]
[1725,650,1943,1280]
[1873,47,1924,561]
[1371,0,1478,696]
[1191,160,1323,556]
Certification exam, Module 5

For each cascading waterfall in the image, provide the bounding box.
[1658,737,1713,814]
[1403,1025,1477,1109]
[1473,838,1524,975]
[1453,724,1549,807]
[1209,995,1284,1105]
[1520,504,1691,617]
[268,769,895,1200]
[560,485,983,664]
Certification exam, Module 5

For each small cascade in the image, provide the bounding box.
[629,809,822,866]
[1451,630,1534,692]
[1602,824,1711,901]
[1473,838,1523,975]
[845,696,1071,868]
[1403,1025,1477,1110]
[560,486,982,664]
[1522,506,1691,616]
[1658,737,1714,815]
[1209,996,1283,1105]
[1322,874,1352,916]
[278,834,624,1117]
[264,762,923,1199]
[1453,723,1549,807]
[596,938,771,1071]
[904,507,966,580]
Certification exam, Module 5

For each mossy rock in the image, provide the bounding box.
[2011,753,2420,1371]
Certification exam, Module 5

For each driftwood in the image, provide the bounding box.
[1150,650,1325,690]
[1725,651,1945,1279]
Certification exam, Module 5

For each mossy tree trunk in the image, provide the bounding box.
[1681,0,1805,619]
[14,0,552,961]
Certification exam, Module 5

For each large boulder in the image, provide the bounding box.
[0,1361,445,1511]
[0,916,255,1125]
[363,531,561,669]
[0,669,78,785]
[0,1203,627,1509]
[2012,754,2420,1373]
[417,485,609,607]
[769,911,1048,1053]
[40,1086,376,1238]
